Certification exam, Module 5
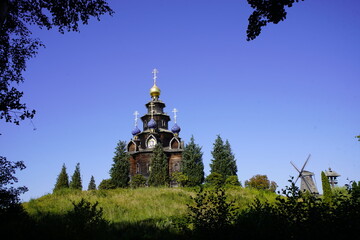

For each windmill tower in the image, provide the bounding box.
[291,154,319,194]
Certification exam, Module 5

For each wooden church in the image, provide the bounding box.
[127,69,184,181]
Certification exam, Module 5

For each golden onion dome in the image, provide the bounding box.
[150,84,161,97]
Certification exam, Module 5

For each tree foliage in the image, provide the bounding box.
[171,171,189,187]
[181,136,204,187]
[0,0,113,127]
[148,143,169,187]
[225,175,241,186]
[0,156,27,208]
[321,171,332,203]
[87,175,96,191]
[245,174,277,192]
[53,163,69,192]
[210,135,237,180]
[98,179,115,190]
[246,0,304,41]
[130,174,147,188]
[70,163,82,190]
[205,172,225,187]
[187,187,237,234]
[109,140,130,188]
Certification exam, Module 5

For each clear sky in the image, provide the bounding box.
[1,0,360,201]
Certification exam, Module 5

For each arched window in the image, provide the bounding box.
[170,137,180,149]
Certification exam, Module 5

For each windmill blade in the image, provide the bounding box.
[290,161,302,184]
[300,154,311,173]
[290,161,301,173]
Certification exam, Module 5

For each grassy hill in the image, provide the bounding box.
[23,186,277,223]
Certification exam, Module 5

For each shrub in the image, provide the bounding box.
[98,179,116,190]
[205,172,224,187]
[171,172,189,187]
[130,174,146,188]
[187,187,237,234]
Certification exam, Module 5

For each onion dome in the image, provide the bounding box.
[148,118,157,129]
[171,123,181,134]
[150,84,161,98]
[131,126,141,136]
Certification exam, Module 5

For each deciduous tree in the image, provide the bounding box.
[0,156,27,208]
[0,0,113,127]
[245,174,277,192]
[246,0,304,41]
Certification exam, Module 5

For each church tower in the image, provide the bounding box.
[127,69,184,183]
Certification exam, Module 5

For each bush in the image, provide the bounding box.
[130,174,146,188]
[186,187,237,234]
[171,172,189,187]
[205,172,224,187]
[98,179,116,190]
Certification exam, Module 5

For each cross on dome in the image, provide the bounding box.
[133,111,139,126]
[172,108,178,123]
[152,68,159,85]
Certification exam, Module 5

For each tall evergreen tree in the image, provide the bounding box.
[148,143,169,187]
[181,136,205,186]
[210,135,238,180]
[54,163,69,192]
[88,175,97,190]
[110,140,130,188]
[224,140,238,176]
[321,171,332,203]
[70,163,82,190]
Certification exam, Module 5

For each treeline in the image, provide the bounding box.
[53,135,277,192]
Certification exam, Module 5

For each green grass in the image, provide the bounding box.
[23,186,278,223]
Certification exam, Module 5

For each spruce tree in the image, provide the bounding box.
[110,140,130,188]
[148,143,169,187]
[181,136,205,186]
[321,171,332,203]
[88,175,96,190]
[224,140,238,176]
[210,135,238,180]
[54,163,69,192]
[70,162,82,190]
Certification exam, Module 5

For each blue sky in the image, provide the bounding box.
[1,0,360,201]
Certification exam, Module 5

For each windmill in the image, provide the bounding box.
[290,154,319,194]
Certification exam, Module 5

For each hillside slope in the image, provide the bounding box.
[23,186,277,223]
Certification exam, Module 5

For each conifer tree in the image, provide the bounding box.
[321,171,332,203]
[70,163,82,190]
[181,136,205,186]
[148,143,169,187]
[224,140,238,177]
[88,175,96,190]
[110,140,130,188]
[210,135,238,180]
[54,163,69,192]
